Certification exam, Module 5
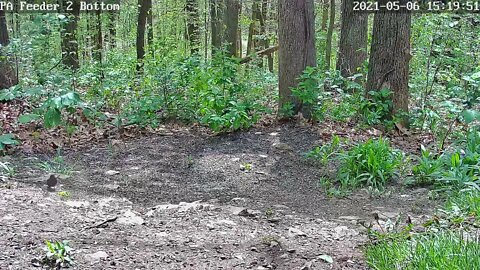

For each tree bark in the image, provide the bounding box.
[321,0,329,31]
[0,10,18,89]
[367,0,412,122]
[324,0,335,70]
[147,0,153,49]
[210,0,224,53]
[211,0,239,56]
[247,0,260,56]
[136,0,150,71]
[224,0,240,56]
[186,0,200,54]
[337,0,368,78]
[92,9,103,63]
[278,0,317,118]
[108,11,117,49]
[60,0,80,69]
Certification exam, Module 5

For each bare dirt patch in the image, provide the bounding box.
[1,124,436,269]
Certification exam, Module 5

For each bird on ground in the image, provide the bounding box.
[46,174,57,189]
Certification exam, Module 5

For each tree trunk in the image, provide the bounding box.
[0,10,18,89]
[108,12,117,49]
[278,0,317,118]
[337,0,368,78]
[186,0,200,54]
[321,0,329,31]
[262,0,273,71]
[247,0,260,56]
[136,0,150,71]
[211,0,239,56]
[324,0,335,70]
[367,0,412,122]
[210,0,224,53]
[224,0,239,56]
[92,9,103,63]
[147,0,153,49]
[60,0,80,69]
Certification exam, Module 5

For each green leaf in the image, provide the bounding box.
[318,254,333,263]
[18,114,41,124]
[461,110,480,124]
[44,108,62,128]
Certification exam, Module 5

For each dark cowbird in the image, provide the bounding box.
[46,174,57,188]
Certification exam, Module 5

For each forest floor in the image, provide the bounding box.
[0,123,437,270]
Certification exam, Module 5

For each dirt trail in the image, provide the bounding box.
[1,125,435,269]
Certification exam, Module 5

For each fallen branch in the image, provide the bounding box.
[83,216,118,230]
[239,45,279,64]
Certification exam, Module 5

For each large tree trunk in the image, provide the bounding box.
[210,0,239,56]
[337,0,368,78]
[60,0,80,69]
[210,0,224,53]
[186,0,200,54]
[324,0,335,70]
[0,10,18,89]
[278,0,317,118]
[224,0,239,56]
[367,0,412,122]
[136,0,151,71]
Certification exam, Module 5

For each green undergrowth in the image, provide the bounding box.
[366,231,480,270]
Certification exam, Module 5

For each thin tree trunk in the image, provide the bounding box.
[278,0,317,118]
[367,0,412,123]
[136,0,149,71]
[147,0,153,49]
[186,0,200,54]
[337,0,368,78]
[109,12,117,49]
[93,9,103,64]
[321,0,329,31]
[324,0,335,70]
[247,0,260,56]
[0,10,18,89]
[60,0,80,69]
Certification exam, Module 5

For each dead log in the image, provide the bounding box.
[239,45,279,64]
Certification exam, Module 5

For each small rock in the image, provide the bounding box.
[85,251,108,263]
[250,247,258,252]
[288,227,307,237]
[269,132,279,136]
[105,170,120,176]
[272,142,293,151]
[117,210,145,225]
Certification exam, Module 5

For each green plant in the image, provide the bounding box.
[338,138,402,190]
[411,146,443,186]
[359,88,394,127]
[36,151,73,175]
[42,240,74,268]
[57,191,71,199]
[305,135,342,165]
[0,161,15,181]
[0,134,19,153]
[366,231,480,270]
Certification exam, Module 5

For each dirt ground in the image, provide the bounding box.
[1,124,436,269]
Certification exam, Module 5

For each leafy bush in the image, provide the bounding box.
[338,138,402,190]
[359,88,394,126]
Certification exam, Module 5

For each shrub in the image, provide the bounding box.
[338,138,402,190]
